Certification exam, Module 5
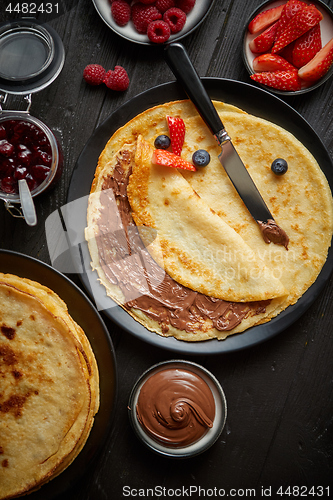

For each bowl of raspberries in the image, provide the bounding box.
[92,0,215,44]
[243,0,333,94]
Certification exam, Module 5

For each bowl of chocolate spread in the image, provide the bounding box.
[128,360,227,458]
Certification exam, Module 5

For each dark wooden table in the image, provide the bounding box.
[1,0,333,498]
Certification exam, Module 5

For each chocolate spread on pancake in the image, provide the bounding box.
[95,155,270,335]
[258,219,289,250]
[136,368,215,447]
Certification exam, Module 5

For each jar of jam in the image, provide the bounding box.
[0,18,65,221]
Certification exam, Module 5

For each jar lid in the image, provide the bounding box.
[0,18,65,95]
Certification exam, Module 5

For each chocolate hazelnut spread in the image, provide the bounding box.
[94,156,270,335]
[136,368,215,447]
[258,219,289,250]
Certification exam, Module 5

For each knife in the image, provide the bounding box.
[164,43,289,249]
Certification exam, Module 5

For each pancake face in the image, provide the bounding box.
[0,274,99,499]
[86,99,333,342]
[127,135,287,302]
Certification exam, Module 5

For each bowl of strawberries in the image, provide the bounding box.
[243,0,333,94]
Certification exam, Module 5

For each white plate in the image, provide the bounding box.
[92,0,215,45]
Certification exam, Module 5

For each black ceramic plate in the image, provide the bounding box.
[0,249,117,499]
[67,78,333,355]
[92,0,215,45]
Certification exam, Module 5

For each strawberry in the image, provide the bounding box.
[152,149,196,171]
[250,70,302,91]
[166,116,185,156]
[298,37,333,82]
[272,4,323,54]
[249,22,278,54]
[274,0,307,41]
[252,53,296,72]
[132,3,162,34]
[248,4,284,35]
[292,23,322,68]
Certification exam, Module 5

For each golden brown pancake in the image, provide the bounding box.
[85,99,333,341]
[0,273,99,499]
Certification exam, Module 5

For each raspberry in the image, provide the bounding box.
[140,0,156,4]
[147,20,171,43]
[111,0,131,27]
[83,64,106,85]
[132,3,162,34]
[155,0,176,13]
[104,66,129,91]
[163,7,186,33]
[175,0,196,14]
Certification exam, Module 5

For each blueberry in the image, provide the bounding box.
[154,135,171,150]
[271,158,288,175]
[192,149,210,167]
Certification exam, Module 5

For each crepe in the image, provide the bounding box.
[127,135,287,302]
[85,99,333,342]
[180,110,333,316]
[0,273,99,500]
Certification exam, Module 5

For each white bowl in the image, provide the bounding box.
[128,359,227,458]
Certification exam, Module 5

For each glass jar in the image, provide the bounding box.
[0,18,65,220]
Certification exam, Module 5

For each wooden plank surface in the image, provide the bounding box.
[0,0,332,498]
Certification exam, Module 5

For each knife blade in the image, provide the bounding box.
[218,141,273,223]
[164,42,289,248]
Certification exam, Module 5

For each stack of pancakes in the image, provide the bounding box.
[85,99,333,341]
[0,273,99,499]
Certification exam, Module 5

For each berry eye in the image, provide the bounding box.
[154,135,171,150]
[192,149,210,167]
[271,158,288,175]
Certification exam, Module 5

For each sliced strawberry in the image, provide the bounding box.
[166,115,185,156]
[248,3,285,35]
[272,4,323,54]
[279,41,296,64]
[249,21,278,54]
[292,23,322,68]
[152,149,196,171]
[298,37,333,82]
[250,70,302,91]
[274,0,307,40]
[253,53,296,72]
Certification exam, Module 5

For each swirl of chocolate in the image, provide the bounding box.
[136,368,215,447]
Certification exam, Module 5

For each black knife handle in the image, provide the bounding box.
[164,43,224,137]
